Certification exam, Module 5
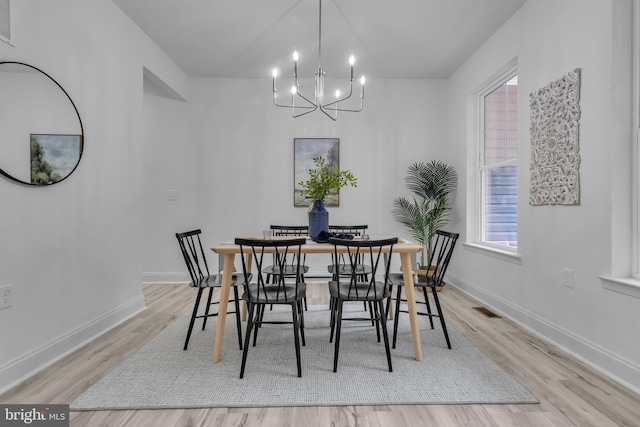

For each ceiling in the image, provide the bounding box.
[113,0,526,80]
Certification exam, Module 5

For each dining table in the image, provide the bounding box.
[211,237,424,363]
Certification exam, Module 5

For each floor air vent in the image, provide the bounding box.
[472,306,501,318]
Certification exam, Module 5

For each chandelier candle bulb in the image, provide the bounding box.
[349,55,354,80]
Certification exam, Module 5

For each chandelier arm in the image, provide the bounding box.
[272,94,315,110]
[290,88,319,117]
[319,104,338,121]
[322,90,364,112]
[294,88,317,107]
[273,90,318,117]
[292,105,319,118]
[322,101,364,113]
[272,96,317,116]
[273,75,316,109]
[322,82,354,108]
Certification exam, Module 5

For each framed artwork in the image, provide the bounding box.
[30,134,83,185]
[294,138,340,207]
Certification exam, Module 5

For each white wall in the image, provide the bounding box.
[0,0,188,392]
[446,0,640,393]
[142,80,194,282]
[142,78,449,277]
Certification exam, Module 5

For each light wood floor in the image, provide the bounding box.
[2,283,639,427]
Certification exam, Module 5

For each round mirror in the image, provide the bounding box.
[0,62,84,186]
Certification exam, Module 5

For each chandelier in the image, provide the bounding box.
[271,0,365,121]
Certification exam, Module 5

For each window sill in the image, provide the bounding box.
[463,242,522,264]
[599,276,640,299]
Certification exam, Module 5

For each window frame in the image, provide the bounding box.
[476,66,519,253]
[633,0,640,279]
[598,0,640,298]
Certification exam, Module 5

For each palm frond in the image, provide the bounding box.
[392,197,428,245]
[393,159,457,265]
[405,160,458,201]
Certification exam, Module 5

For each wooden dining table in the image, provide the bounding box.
[211,237,424,363]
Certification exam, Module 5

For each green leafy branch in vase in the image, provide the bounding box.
[299,156,357,202]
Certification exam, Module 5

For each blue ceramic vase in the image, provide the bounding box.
[308,200,329,242]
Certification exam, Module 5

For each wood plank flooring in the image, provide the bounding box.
[1,283,639,427]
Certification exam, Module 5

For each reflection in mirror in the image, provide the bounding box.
[0,62,84,185]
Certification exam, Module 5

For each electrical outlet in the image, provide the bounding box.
[563,268,574,289]
[0,284,14,309]
[168,190,179,201]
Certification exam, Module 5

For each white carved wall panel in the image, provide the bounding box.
[529,68,581,205]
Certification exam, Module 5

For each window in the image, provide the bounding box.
[479,71,518,249]
[599,0,640,297]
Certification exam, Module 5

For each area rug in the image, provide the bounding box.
[71,304,537,410]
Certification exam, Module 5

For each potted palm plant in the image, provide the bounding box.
[299,156,357,241]
[392,160,458,275]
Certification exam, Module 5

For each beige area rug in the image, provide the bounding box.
[71,304,537,410]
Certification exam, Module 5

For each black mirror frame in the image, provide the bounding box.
[0,61,84,186]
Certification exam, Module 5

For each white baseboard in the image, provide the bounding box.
[447,273,640,396]
[0,295,146,395]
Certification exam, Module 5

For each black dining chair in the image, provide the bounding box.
[386,230,459,349]
[328,236,398,373]
[236,237,307,378]
[326,225,371,277]
[326,225,372,314]
[328,224,368,236]
[261,225,310,312]
[176,229,248,351]
[263,226,309,285]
